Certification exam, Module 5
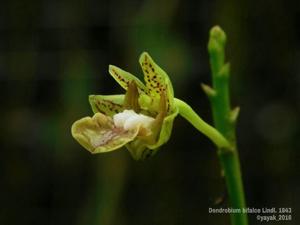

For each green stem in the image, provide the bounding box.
[218,150,247,225]
[175,98,231,150]
[207,26,248,225]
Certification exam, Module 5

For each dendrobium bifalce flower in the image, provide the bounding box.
[71,52,178,160]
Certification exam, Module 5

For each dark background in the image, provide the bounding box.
[0,0,299,224]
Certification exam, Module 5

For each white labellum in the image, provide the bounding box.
[113,110,154,131]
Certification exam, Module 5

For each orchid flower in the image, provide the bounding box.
[71,52,230,160]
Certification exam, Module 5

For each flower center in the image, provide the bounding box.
[113,110,155,131]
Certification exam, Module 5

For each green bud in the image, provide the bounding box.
[219,63,230,78]
[201,83,217,98]
[210,26,226,47]
[229,107,240,124]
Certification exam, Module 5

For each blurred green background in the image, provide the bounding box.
[0,0,299,224]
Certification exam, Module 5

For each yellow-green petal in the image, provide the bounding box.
[125,140,148,160]
[71,113,139,154]
[147,108,179,150]
[89,95,124,116]
[125,108,179,160]
[109,65,147,94]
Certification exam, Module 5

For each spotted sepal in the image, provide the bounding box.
[139,52,174,113]
[71,112,139,154]
[109,65,147,94]
[89,95,124,116]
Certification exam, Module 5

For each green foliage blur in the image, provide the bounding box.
[0,0,299,225]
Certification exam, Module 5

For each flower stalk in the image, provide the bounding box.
[174,98,231,150]
[205,26,248,225]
